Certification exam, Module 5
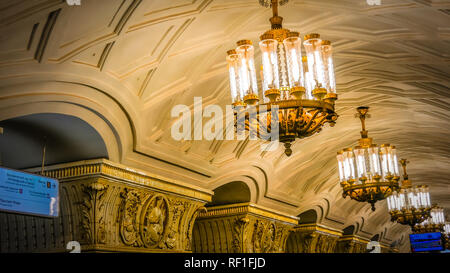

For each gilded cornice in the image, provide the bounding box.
[198,202,299,225]
[294,223,343,237]
[338,234,371,244]
[25,158,213,202]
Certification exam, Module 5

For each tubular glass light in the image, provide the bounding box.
[302,56,314,99]
[283,32,305,98]
[226,49,243,104]
[259,35,280,94]
[236,40,259,103]
[303,33,326,99]
[320,40,336,94]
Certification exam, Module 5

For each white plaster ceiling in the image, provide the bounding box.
[0,0,449,248]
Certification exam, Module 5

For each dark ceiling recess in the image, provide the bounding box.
[0,113,108,170]
[207,181,250,207]
[371,234,380,242]
[343,225,355,235]
[298,209,318,224]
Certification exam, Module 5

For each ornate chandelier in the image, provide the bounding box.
[336,107,400,211]
[387,159,432,228]
[412,206,445,233]
[226,0,338,156]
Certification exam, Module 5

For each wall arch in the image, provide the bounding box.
[0,81,137,163]
[298,209,318,224]
[0,113,109,168]
[207,181,251,207]
[343,225,355,235]
[0,100,121,162]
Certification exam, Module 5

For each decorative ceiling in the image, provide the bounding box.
[0,0,449,248]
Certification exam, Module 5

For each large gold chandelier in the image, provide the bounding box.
[387,159,432,228]
[336,107,400,211]
[226,0,338,156]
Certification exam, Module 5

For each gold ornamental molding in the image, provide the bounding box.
[193,202,297,253]
[198,202,299,225]
[338,234,371,244]
[379,242,394,251]
[294,223,343,237]
[337,235,395,253]
[26,158,213,203]
[286,223,342,253]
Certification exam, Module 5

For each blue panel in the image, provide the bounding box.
[0,167,59,217]
[409,232,443,252]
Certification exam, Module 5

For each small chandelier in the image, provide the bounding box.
[336,107,400,211]
[226,0,338,156]
[387,159,432,228]
[412,206,445,233]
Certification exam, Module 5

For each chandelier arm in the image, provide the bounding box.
[299,110,320,133]
[306,116,327,134]
[291,107,302,133]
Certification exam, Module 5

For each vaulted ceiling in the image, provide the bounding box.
[0,0,449,249]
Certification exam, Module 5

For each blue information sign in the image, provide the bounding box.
[409,232,443,252]
[0,167,59,217]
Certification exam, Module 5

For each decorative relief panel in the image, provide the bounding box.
[287,226,400,253]
[192,203,297,253]
[336,236,370,253]
[232,216,250,253]
[138,194,170,248]
[117,189,196,251]
[80,181,109,245]
[286,224,342,253]
[119,188,144,247]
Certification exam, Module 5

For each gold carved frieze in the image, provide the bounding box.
[193,203,296,253]
[117,187,206,252]
[337,235,370,253]
[286,224,342,253]
[80,181,109,245]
